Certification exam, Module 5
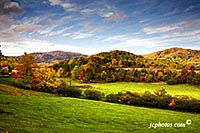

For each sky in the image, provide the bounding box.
[0,0,200,56]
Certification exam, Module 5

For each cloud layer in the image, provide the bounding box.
[1,0,200,56]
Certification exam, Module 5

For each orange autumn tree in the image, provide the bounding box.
[31,67,62,93]
[168,99,176,107]
[18,52,36,83]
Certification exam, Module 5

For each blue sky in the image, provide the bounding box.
[0,0,200,56]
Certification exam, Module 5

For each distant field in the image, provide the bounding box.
[0,84,200,133]
[63,79,200,99]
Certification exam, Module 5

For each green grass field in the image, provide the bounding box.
[0,83,200,133]
[63,79,200,99]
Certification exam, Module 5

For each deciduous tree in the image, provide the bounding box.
[31,67,62,93]
[18,52,36,83]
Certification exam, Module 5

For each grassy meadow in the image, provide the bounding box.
[63,78,200,99]
[0,83,200,133]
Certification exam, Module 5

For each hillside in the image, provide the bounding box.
[91,50,143,65]
[32,51,86,62]
[0,84,200,133]
[143,47,200,63]
[94,50,143,59]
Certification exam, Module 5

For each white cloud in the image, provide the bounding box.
[49,0,61,6]
[62,33,71,37]
[0,15,13,29]
[82,24,93,31]
[72,32,93,39]
[48,0,77,12]
[103,12,114,18]
[102,34,129,42]
[1,39,59,55]
[12,24,41,33]
[184,6,194,12]
[164,8,178,17]
[1,39,51,56]
[1,38,103,56]
[161,30,200,39]
[80,8,95,14]
[143,25,181,34]
[48,26,73,36]
[0,30,22,42]
[38,25,57,35]
[61,3,74,9]
[100,11,127,21]
[113,38,157,49]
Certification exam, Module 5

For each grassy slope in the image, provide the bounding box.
[0,84,200,133]
[63,79,200,99]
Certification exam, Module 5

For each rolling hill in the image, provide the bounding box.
[0,83,200,133]
[143,47,200,63]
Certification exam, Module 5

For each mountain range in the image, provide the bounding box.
[32,51,86,62]
[29,47,199,63]
[2,47,200,67]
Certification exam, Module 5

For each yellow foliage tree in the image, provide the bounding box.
[31,67,61,93]
[20,52,36,75]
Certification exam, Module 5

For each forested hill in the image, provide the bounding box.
[95,50,143,60]
[89,50,144,67]
[54,49,200,84]
[143,47,200,63]
[57,50,143,67]
[32,51,86,62]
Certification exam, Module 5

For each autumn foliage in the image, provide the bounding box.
[31,67,62,93]
[168,99,176,107]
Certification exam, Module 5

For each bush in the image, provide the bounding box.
[0,68,9,75]
[106,89,200,113]
[106,93,120,103]
[167,77,186,85]
[174,98,200,113]
[167,78,178,85]
[58,87,82,98]
[82,77,89,83]
[141,91,157,107]
[84,89,104,100]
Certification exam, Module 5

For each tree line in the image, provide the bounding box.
[54,54,200,85]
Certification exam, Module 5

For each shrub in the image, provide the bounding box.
[58,87,82,98]
[106,93,120,103]
[0,68,9,75]
[105,89,200,113]
[84,89,104,100]
[167,77,187,85]
[82,77,89,83]
[153,88,167,96]
[174,98,200,113]
[141,91,157,107]
[145,74,153,83]
[167,78,178,85]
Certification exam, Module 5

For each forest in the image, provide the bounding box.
[53,49,200,85]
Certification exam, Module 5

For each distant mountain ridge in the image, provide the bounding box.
[32,50,86,62]
[33,48,199,64]
[143,47,200,63]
